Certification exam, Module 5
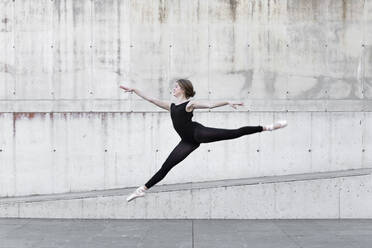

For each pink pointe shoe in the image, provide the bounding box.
[126,185,147,202]
[264,120,287,131]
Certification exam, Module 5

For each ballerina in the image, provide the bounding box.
[120,79,287,202]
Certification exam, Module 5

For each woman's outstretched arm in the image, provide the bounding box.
[189,100,243,111]
[119,85,170,111]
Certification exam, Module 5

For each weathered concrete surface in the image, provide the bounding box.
[0,111,371,197]
[1,0,371,102]
[1,0,372,218]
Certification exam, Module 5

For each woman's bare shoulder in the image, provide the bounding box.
[186,99,195,112]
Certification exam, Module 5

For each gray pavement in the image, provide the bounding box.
[1,219,372,248]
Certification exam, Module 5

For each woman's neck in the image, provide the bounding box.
[176,97,188,103]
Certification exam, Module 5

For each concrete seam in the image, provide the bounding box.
[192,219,194,248]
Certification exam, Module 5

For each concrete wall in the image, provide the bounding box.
[1,0,372,198]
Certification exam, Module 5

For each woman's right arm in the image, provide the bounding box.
[119,85,170,111]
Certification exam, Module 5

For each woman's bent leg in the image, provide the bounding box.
[194,125,263,143]
[144,140,200,189]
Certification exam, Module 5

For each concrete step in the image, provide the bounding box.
[1,168,371,219]
[1,168,371,205]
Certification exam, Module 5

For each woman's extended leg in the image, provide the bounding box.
[194,124,263,144]
[144,140,200,189]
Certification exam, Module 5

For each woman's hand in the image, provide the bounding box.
[119,85,135,93]
[228,101,244,109]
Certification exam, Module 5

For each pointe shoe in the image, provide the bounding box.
[264,120,287,131]
[126,186,147,202]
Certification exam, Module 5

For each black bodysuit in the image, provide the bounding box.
[170,101,202,144]
[144,100,263,189]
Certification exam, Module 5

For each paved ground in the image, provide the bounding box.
[0,218,371,248]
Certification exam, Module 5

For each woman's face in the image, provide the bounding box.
[172,82,184,98]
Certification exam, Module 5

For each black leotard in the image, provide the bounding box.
[170,100,202,144]
[144,100,263,189]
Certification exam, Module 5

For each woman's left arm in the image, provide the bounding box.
[209,101,229,109]
[189,100,243,110]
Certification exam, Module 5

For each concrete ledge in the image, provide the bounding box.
[1,99,372,112]
[1,168,371,205]
[0,170,371,219]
